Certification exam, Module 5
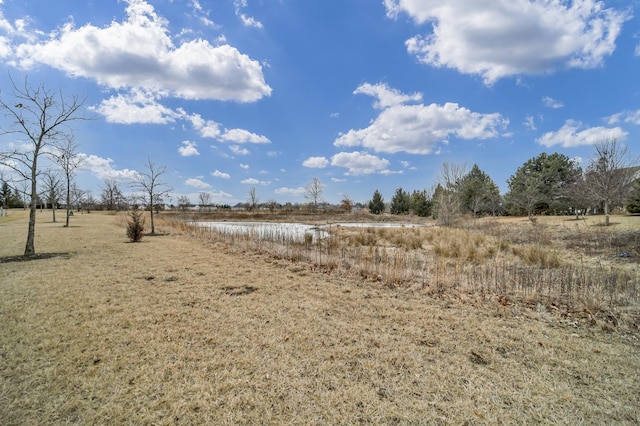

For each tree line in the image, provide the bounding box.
[367,140,639,226]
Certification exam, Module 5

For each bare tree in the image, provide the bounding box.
[177,195,190,212]
[70,182,86,212]
[198,191,212,210]
[585,139,636,226]
[133,158,172,235]
[248,186,258,211]
[0,76,87,255]
[304,177,323,210]
[40,170,62,223]
[101,179,123,210]
[52,136,83,226]
[434,162,467,226]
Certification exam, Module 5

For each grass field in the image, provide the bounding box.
[1,209,639,424]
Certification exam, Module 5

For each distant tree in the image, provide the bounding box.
[177,195,190,212]
[390,187,411,215]
[626,178,640,214]
[0,77,87,255]
[505,153,580,217]
[101,179,123,210]
[410,189,432,217]
[248,187,258,211]
[52,136,83,227]
[585,140,636,226]
[70,182,86,212]
[433,162,467,226]
[1,180,12,207]
[458,164,501,217]
[369,189,385,214]
[339,194,353,213]
[41,170,62,223]
[199,191,212,210]
[266,199,279,213]
[132,158,172,235]
[304,177,323,210]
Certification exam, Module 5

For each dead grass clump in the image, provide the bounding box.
[511,244,562,268]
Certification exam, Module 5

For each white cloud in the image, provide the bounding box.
[386,0,629,84]
[330,151,390,175]
[230,145,250,155]
[241,178,270,185]
[77,154,140,180]
[536,120,628,147]
[12,0,271,102]
[334,83,508,154]
[524,115,537,130]
[605,110,640,125]
[234,0,263,29]
[185,178,211,189]
[240,163,250,170]
[542,96,564,109]
[220,128,270,144]
[274,186,307,196]
[178,140,200,157]
[354,82,422,109]
[211,170,231,179]
[93,89,179,124]
[302,156,329,168]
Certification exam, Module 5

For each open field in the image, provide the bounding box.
[1,209,639,424]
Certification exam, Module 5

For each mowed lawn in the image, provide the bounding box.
[1,209,639,424]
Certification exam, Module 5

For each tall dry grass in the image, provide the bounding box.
[1,209,640,424]
[159,213,640,327]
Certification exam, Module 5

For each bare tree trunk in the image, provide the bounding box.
[25,158,38,255]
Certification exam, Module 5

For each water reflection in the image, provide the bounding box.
[192,221,424,243]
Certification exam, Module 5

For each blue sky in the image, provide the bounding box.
[0,0,639,205]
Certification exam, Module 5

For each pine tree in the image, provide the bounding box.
[626,179,640,214]
[126,205,146,242]
[390,187,411,215]
[368,189,385,214]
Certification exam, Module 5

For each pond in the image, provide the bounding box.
[191,221,425,243]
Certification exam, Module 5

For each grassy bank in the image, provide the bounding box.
[1,209,639,424]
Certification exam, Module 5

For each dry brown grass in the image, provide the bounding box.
[1,209,640,424]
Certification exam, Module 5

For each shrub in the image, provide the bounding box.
[127,206,145,242]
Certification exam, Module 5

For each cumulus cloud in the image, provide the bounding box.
[220,128,270,144]
[178,140,200,157]
[211,170,231,179]
[241,178,270,185]
[542,96,564,109]
[11,0,271,102]
[302,156,329,168]
[230,145,250,155]
[274,186,307,196]
[536,120,627,147]
[334,83,508,154]
[330,151,390,175]
[354,82,422,109]
[93,89,180,124]
[185,178,211,189]
[605,110,640,125]
[77,154,140,180]
[385,0,629,84]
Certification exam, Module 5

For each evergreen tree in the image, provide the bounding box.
[368,189,385,214]
[626,178,640,214]
[505,152,581,217]
[410,189,432,217]
[390,187,411,215]
[0,181,12,207]
[458,164,501,217]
